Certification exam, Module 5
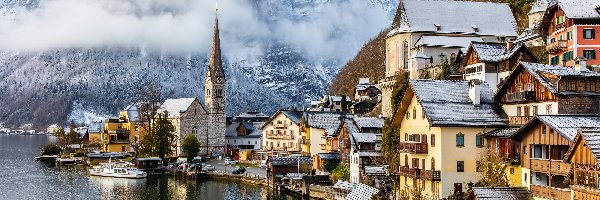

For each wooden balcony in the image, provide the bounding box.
[506,91,536,103]
[399,142,428,154]
[572,185,600,200]
[422,169,441,181]
[509,116,533,125]
[546,40,568,54]
[399,166,420,179]
[530,159,570,176]
[299,137,310,144]
[266,134,294,140]
[274,123,288,129]
[530,184,570,200]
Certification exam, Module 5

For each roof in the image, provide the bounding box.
[555,0,600,19]
[317,153,340,160]
[303,112,344,135]
[346,183,380,200]
[135,157,162,161]
[511,115,600,141]
[88,121,103,133]
[262,110,303,129]
[357,151,383,157]
[390,0,517,37]
[124,103,143,122]
[468,42,524,63]
[269,157,312,166]
[415,36,483,49]
[159,98,197,118]
[399,80,507,127]
[225,122,263,138]
[529,0,550,14]
[356,84,380,92]
[353,117,384,130]
[344,118,361,134]
[351,132,381,143]
[485,128,519,138]
[469,187,532,200]
[565,127,600,164]
[333,180,358,191]
[363,166,386,175]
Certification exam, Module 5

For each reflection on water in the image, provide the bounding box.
[0,135,300,200]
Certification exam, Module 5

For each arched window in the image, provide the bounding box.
[192,127,198,135]
[404,155,409,166]
[405,133,408,141]
[216,89,222,97]
[403,41,409,69]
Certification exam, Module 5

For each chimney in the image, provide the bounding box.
[575,57,588,72]
[469,79,481,107]
[507,40,514,50]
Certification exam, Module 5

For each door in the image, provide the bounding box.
[454,183,462,195]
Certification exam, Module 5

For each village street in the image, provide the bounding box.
[205,159,267,178]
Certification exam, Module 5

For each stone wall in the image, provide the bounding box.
[558,96,600,115]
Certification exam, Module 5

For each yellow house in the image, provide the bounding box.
[299,111,343,157]
[101,107,145,153]
[391,80,507,199]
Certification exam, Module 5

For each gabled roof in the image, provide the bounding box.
[528,0,550,15]
[485,128,519,138]
[510,115,600,142]
[269,157,312,166]
[353,117,384,130]
[565,127,600,164]
[554,0,600,19]
[462,42,535,66]
[317,153,340,160]
[261,110,303,129]
[468,187,532,200]
[390,0,517,37]
[393,80,507,127]
[351,132,381,143]
[160,98,203,118]
[302,111,344,136]
[225,122,263,138]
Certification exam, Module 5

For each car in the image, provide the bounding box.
[232,166,245,174]
[203,165,215,171]
[191,156,205,163]
[235,166,246,173]
[224,158,237,165]
[259,160,267,168]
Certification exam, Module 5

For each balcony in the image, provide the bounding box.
[273,123,288,129]
[399,142,428,154]
[546,40,568,54]
[509,116,533,125]
[266,134,294,140]
[399,166,420,179]
[300,137,310,144]
[506,91,536,103]
[530,159,570,176]
[530,184,570,200]
[422,169,441,181]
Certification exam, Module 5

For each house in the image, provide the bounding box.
[495,62,600,126]
[88,121,103,145]
[230,111,269,123]
[391,79,508,199]
[159,98,209,157]
[299,111,344,157]
[465,187,532,200]
[101,111,143,153]
[225,122,263,159]
[133,157,162,171]
[339,116,385,166]
[515,0,550,46]
[351,101,377,116]
[46,124,59,134]
[261,110,303,157]
[509,115,600,199]
[539,0,600,66]
[267,156,312,183]
[354,78,381,102]
[381,0,518,117]
[564,127,600,199]
[349,132,384,184]
[483,128,522,186]
[461,42,537,92]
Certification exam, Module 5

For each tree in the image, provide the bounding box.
[182,133,200,161]
[399,183,426,200]
[41,144,61,155]
[66,120,78,144]
[341,95,350,112]
[476,148,509,187]
[56,127,68,148]
[138,111,177,163]
[330,163,350,182]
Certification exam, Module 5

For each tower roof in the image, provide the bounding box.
[528,0,550,15]
[207,14,225,81]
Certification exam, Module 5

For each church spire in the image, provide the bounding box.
[208,8,224,82]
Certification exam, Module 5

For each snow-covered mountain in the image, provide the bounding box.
[0,0,399,128]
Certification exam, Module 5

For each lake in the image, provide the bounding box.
[0,135,299,200]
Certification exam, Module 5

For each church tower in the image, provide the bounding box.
[203,12,226,155]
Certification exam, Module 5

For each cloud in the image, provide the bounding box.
[0,0,392,61]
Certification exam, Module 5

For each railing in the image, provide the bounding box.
[398,166,420,179]
[106,129,130,134]
[506,91,536,102]
[530,159,570,176]
[108,139,129,144]
[274,123,288,129]
[422,169,441,181]
[266,134,294,140]
[509,116,533,125]
[572,185,600,200]
[530,184,570,200]
[546,40,568,53]
[399,142,428,154]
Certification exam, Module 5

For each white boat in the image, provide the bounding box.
[89,159,147,179]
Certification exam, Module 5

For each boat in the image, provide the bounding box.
[89,159,147,179]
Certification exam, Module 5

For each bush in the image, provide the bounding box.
[42,144,61,155]
[73,150,85,157]
[330,163,350,182]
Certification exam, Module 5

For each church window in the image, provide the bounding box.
[192,127,198,135]
[206,89,210,96]
[216,89,222,97]
[403,41,409,69]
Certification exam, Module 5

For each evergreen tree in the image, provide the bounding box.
[182,133,200,161]
[66,120,78,144]
[138,111,176,163]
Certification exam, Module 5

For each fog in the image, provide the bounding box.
[0,0,392,61]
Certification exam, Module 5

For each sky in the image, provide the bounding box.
[0,0,393,61]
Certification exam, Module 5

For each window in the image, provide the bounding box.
[457,161,464,172]
[431,134,435,147]
[476,134,484,147]
[564,51,573,61]
[542,125,547,134]
[587,81,597,92]
[192,127,198,135]
[517,106,522,116]
[422,134,428,144]
[456,133,465,147]
[510,167,515,175]
[546,104,553,114]
[431,158,436,170]
[567,31,573,40]
[584,29,596,39]
[421,109,425,119]
[413,107,416,119]
[404,155,409,166]
[524,106,530,117]
[524,173,528,183]
[584,50,597,60]
[206,89,210,96]
[403,41,409,69]
[405,133,408,141]
[532,106,538,116]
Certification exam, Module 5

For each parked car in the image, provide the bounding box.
[224,158,237,165]
[191,156,205,163]
[259,160,267,168]
[203,165,215,171]
[232,166,245,174]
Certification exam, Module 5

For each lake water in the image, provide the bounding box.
[0,135,299,200]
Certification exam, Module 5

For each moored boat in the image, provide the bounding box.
[89,159,147,179]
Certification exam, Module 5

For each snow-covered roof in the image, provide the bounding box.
[357,151,383,157]
[512,115,600,141]
[225,122,263,138]
[358,78,370,85]
[269,157,311,166]
[469,42,525,63]
[411,80,507,127]
[88,121,103,133]
[390,0,517,37]
[303,112,343,135]
[317,153,340,160]
[351,132,381,143]
[415,36,483,49]
[355,84,380,92]
[556,0,600,19]
[485,128,519,138]
[333,180,358,191]
[529,0,550,14]
[234,111,269,118]
[159,98,197,118]
[280,110,303,125]
[363,166,386,175]
[329,96,343,102]
[346,183,379,200]
[514,28,540,44]
[470,187,532,200]
[571,127,600,164]
[353,117,384,129]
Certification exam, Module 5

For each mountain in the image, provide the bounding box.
[0,0,399,129]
